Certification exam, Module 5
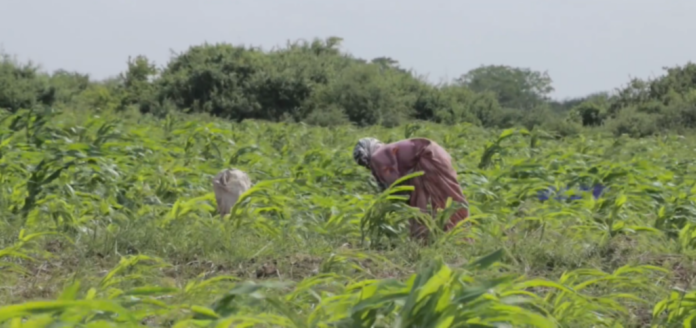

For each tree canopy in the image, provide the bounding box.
[2,36,696,137]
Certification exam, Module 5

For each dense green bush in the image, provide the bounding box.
[0,53,55,112]
[3,38,696,137]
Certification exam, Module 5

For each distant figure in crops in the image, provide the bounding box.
[212,168,252,217]
[353,137,469,240]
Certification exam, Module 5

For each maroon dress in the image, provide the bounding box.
[368,138,469,239]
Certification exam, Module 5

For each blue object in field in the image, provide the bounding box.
[537,184,606,202]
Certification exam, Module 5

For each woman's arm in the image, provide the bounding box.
[370,165,388,191]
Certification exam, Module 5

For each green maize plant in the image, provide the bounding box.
[1,108,696,327]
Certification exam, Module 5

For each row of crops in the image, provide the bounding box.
[1,108,696,327]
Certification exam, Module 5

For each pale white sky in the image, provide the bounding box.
[1,0,694,100]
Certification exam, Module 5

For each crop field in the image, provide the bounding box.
[1,107,696,327]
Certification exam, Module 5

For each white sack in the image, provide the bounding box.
[212,168,252,216]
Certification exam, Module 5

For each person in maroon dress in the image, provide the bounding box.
[353,137,469,240]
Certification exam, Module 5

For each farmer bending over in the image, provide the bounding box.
[353,137,469,240]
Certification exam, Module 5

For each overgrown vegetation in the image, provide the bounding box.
[4,36,696,136]
[1,108,696,326]
[2,37,696,326]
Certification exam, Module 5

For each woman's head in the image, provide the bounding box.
[353,137,383,168]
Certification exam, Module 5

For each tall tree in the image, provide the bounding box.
[456,65,554,110]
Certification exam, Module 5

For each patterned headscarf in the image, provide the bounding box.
[353,137,384,168]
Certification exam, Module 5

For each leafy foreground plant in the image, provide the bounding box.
[2,249,682,327]
[0,250,558,327]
